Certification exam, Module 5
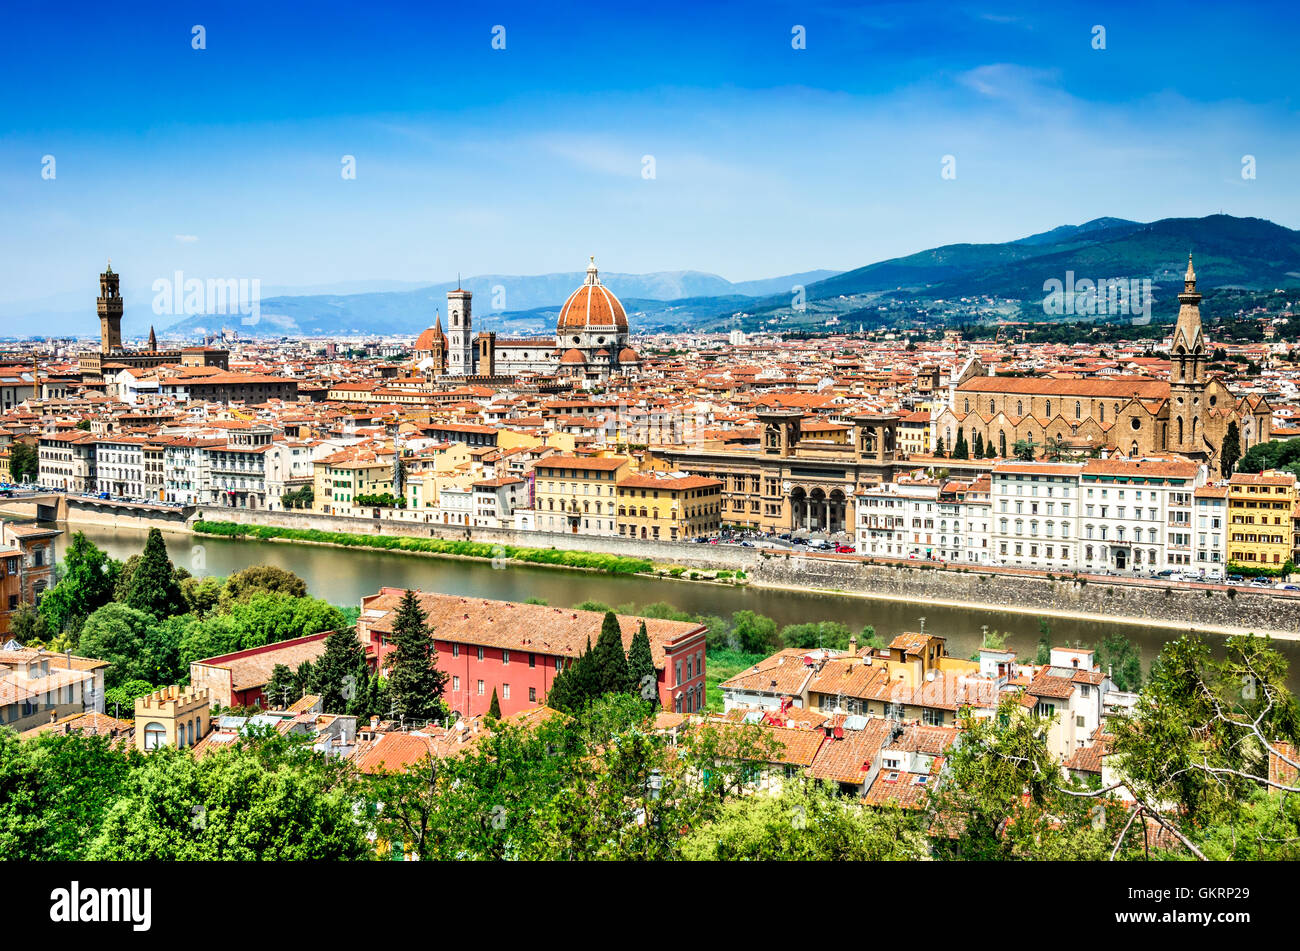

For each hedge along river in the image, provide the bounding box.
[63,524,1300,682]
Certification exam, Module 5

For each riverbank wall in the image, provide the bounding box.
[748,555,1300,637]
[61,504,1300,637]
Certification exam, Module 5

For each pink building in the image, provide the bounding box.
[357,588,708,717]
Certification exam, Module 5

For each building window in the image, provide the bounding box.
[477,680,485,696]
[143,722,167,751]
[503,684,511,700]
[477,646,484,661]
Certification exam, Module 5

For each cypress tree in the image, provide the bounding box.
[545,661,574,713]
[626,620,657,707]
[1221,421,1241,476]
[952,430,969,460]
[310,626,368,713]
[488,687,502,719]
[120,528,184,619]
[385,589,448,723]
[591,611,632,697]
[972,432,984,457]
[264,664,299,708]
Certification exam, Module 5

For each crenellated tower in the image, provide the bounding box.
[98,261,123,355]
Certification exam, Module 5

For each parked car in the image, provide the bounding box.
[835,545,856,553]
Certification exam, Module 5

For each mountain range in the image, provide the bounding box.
[9,215,1300,340]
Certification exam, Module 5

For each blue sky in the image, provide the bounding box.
[3,0,1299,312]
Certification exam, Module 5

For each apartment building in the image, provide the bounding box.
[1025,647,1111,761]
[990,462,1083,571]
[532,454,631,536]
[1193,485,1229,578]
[615,472,722,541]
[37,431,98,493]
[313,447,396,516]
[1227,470,1297,569]
[470,477,526,528]
[94,435,147,499]
[1077,458,1202,574]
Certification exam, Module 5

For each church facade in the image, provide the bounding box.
[931,258,1270,476]
[412,258,639,383]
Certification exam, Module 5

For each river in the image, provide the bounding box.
[63,525,1300,679]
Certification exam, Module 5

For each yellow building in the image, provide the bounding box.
[313,448,395,515]
[1227,470,1297,570]
[135,685,211,752]
[616,473,722,541]
[532,454,632,536]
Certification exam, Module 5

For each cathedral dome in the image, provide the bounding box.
[617,347,639,363]
[560,347,586,364]
[557,257,627,332]
[415,315,446,352]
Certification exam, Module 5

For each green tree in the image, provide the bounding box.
[1109,634,1299,842]
[309,625,369,714]
[1094,632,1143,691]
[102,679,156,718]
[38,532,120,640]
[0,731,136,860]
[180,574,225,617]
[87,732,368,860]
[681,781,925,860]
[385,589,448,723]
[1220,420,1241,476]
[1012,436,1037,462]
[77,603,179,689]
[731,610,778,654]
[488,687,502,719]
[219,564,307,610]
[8,441,39,481]
[264,664,303,708]
[118,528,185,619]
[626,620,657,706]
[591,611,632,696]
[972,431,985,458]
[951,429,969,460]
[7,602,47,644]
[780,620,853,651]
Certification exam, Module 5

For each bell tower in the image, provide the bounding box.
[1169,255,1207,456]
[98,261,123,355]
[446,286,474,376]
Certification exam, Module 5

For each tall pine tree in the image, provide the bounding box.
[488,687,502,719]
[384,590,448,724]
[120,528,185,619]
[591,611,632,697]
[626,620,658,708]
[310,626,369,713]
[1221,420,1241,476]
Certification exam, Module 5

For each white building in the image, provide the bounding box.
[1193,485,1229,579]
[990,462,1082,571]
[94,436,147,499]
[1077,458,1203,575]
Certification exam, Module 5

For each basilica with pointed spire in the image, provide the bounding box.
[931,256,1270,476]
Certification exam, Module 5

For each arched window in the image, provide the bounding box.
[144,722,167,751]
[1075,401,1082,419]
[1017,401,1023,417]
[1045,400,1051,418]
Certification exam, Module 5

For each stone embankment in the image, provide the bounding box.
[59,504,1300,638]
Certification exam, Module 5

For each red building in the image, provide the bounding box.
[357,588,708,718]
